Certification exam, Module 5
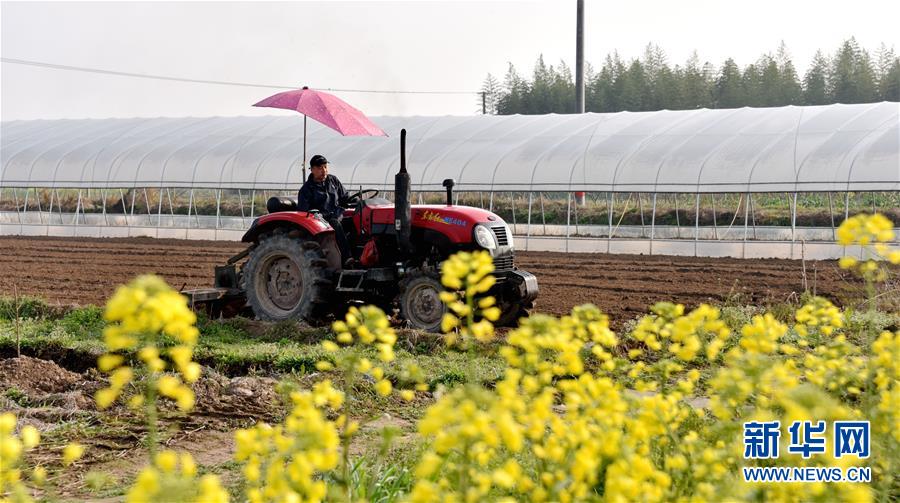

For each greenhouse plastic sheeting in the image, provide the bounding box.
[2,102,898,192]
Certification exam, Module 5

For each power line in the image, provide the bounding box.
[0,57,479,95]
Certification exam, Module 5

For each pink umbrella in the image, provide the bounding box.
[254,86,387,180]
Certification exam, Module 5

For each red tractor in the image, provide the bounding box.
[196,130,538,331]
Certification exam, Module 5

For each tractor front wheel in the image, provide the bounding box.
[242,234,334,323]
[398,273,447,333]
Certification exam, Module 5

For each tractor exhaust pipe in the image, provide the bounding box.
[395,129,412,258]
[442,178,455,206]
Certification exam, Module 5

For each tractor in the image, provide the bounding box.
[190,130,538,332]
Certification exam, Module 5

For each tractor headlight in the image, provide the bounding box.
[504,223,514,249]
[474,224,497,250]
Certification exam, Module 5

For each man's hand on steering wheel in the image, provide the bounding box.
[343,189,380,206]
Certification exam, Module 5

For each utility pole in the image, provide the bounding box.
[575,0,585,113]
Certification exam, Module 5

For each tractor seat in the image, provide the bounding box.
[266,196,298,213]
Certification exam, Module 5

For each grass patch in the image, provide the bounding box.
[0,319,105,371]
[197,315,258,344]
[60,306,106,338]
[4,387,30,407]
[1,314,507,387]
[0,296,66,320]
[342,453,417,503]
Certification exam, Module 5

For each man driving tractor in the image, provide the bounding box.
[188,131,538,331]
[297,154,354,268]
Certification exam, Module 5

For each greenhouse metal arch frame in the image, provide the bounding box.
[2,102,898,259]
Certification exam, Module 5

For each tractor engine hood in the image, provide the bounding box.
[368,204,513,250]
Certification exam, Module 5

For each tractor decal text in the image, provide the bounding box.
[421,210,444,224]
[421,210,466,227]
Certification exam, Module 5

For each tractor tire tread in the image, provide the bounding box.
[241,234,333,324]
[397,270,446,333]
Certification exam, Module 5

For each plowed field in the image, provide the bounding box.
[0,236,861,327]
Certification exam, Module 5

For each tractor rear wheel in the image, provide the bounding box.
[398,273,447,333]
[242,234,334,323]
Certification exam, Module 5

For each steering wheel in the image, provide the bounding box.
[344,189,380,206]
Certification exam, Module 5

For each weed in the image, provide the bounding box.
[4,387,30,407]
[274,353,325,373]
[199,317,251,345]
[343,455,415,503]
[59,306,105,337]
[718,304,759,330]
[0,296,58,320]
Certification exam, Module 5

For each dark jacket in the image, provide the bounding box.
[297,174,348,220]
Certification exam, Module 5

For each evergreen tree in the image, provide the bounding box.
[775,42,802,105]
[715,58,745,108]
[587,56,617,112]
[497,63,527,115]
[741,63,762,107]
[582,61,597,111]
[548,60,574,112]
[831,40,856,102]
[803,50,830,105]
[641,44,663,110]
[492,40,893,115]
[874,43,900,101]
[584,61,596,86]
[758,55,782,106]
[654,64,682,110]
[680,52,713,109]
[479,73,502,114]
[831,38,878,103]
[602,52,628,112]
[880,59,900,101]
[529,55,554,113]
[639,44,682,110]
[854,46,879,103]
[619,59,650,111]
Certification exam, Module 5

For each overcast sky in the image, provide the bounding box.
[2,0,898,121]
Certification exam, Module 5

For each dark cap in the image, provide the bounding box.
[309,154,328,167]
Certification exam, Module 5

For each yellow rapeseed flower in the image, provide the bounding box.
[375,379,393,397]
[31,465,47,486]
[62,442,85,466]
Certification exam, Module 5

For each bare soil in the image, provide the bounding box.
[0,236,863,328]
[0,355,284,428]
[0,355,84,396]
[0,354,284,498]
[515,250,863,327]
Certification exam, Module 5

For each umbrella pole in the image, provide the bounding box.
[302,115,307,182]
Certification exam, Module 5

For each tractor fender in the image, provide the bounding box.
[242,213,342,271]
[242,212,334,243]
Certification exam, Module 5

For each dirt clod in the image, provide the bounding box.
[187,369,281,425]
[0,355,83,396]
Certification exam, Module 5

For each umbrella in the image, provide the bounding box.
[253,86,388,180]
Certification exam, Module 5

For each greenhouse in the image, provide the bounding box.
[1,102,898,259]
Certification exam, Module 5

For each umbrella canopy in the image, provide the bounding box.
[254,86,387,180]
[254,86,387,137]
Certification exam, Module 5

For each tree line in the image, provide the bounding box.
[479,39,900,114]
